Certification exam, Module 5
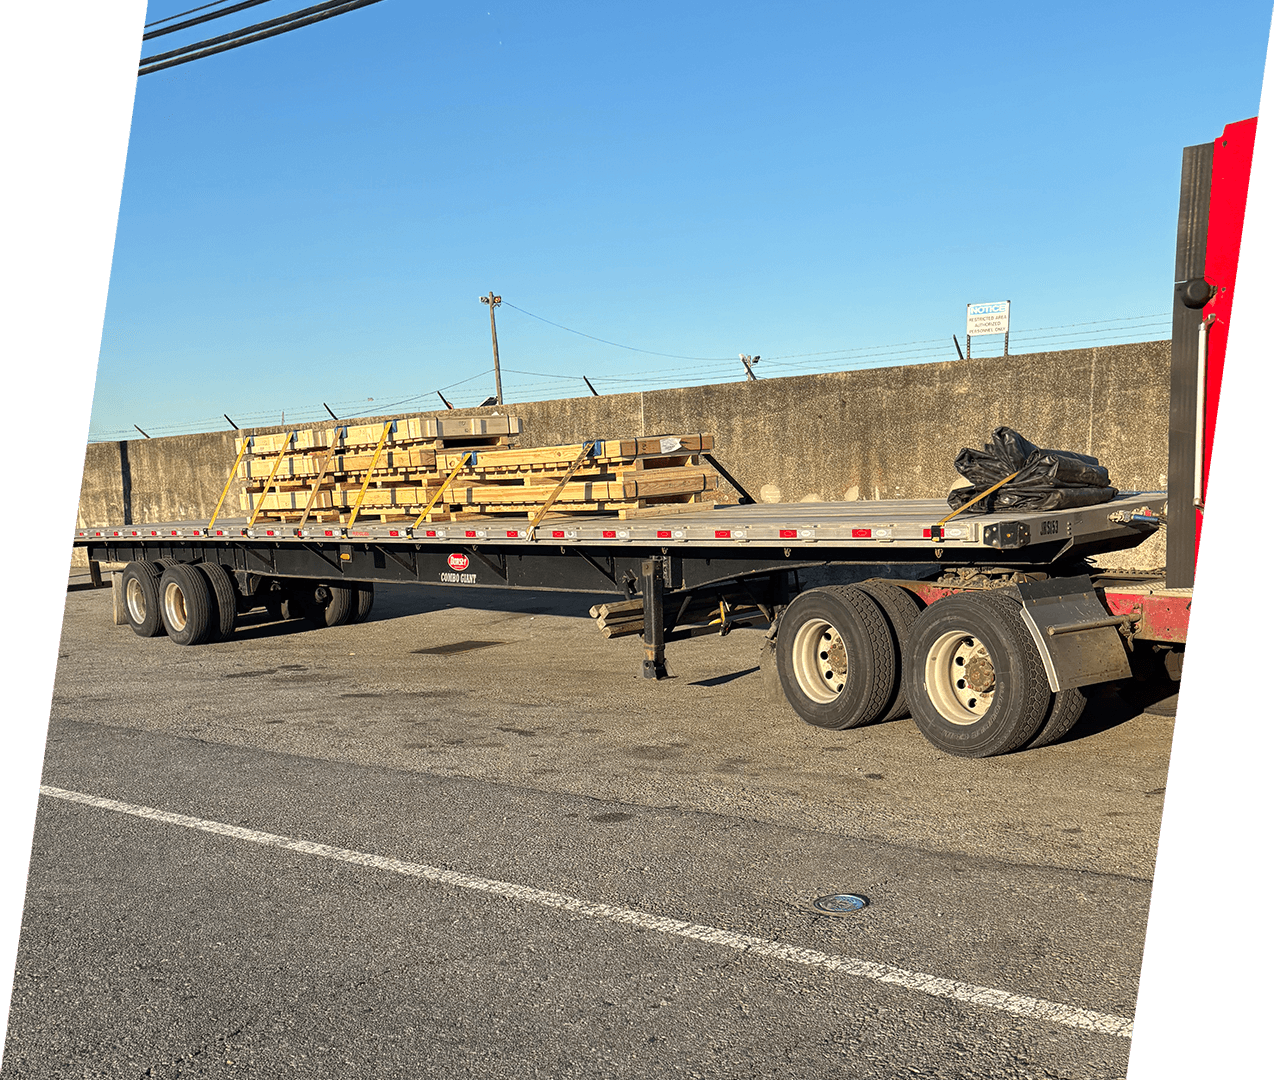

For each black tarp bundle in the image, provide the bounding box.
[946,427,1118,514]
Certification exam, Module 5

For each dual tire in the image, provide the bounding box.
[901,590,1051,757]
[120,561,165,637]
[295,581,368,628]
[121,560,238,645]
[308,584,352,627]
[777,584,1088,757]
[902,589,1087,757]
[775,583,919,731]
[263,581,374,624]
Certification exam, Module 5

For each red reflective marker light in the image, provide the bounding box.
[715,530,732,539]
[465,530,477,538]
[507,530,520,538]
[923,528,943,539]
[602,530,616,539]
[389,530,400,537]
[425,529,437,537]
[552,530,566,538]
[779,529,797,539]
[851,528,871,538]
[657,530,672,539]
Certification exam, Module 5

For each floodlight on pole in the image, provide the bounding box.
[480,292,504,404]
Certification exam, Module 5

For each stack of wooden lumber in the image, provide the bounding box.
[235,416,719,523]
[590,588,768,639]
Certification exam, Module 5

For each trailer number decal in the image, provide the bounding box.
[447,553,470,571]
[1040,519,1059,536]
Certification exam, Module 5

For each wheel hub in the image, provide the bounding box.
[791,618,851,703]
[923,631,996,725]
[964,652,995,693]
[125,577,147,622]
[163,581,188,633]
[824,635,848,678]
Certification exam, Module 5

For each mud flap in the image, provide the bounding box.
[1015,576,1132,692]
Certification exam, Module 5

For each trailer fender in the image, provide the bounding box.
[1015,576,1132,692]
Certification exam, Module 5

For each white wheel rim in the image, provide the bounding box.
[924,630,995,725]
[163,581,188,633]
[791,618,848,704]
[125,577,147,623]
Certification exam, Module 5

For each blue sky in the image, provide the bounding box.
[91,1,1271,439]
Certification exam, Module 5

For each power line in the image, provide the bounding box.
[145,1,241,29]
[501,301,733,362]
[143,0,275,39]
[439,369,494,392]
[138,0,389,76]
[501,367,585,381]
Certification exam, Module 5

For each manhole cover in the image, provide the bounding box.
[413,640,505,655]
[810,893,869,916]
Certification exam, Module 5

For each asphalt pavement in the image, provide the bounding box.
[2,573,1175,1079]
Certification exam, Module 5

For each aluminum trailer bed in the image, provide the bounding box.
[77,491,1165,575]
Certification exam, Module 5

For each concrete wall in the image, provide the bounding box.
[75,341,1171,570]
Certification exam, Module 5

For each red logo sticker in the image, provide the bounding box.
[447,553,470,571]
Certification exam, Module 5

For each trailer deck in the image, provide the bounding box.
[77,490,1165,572]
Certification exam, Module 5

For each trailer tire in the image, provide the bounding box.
[857,581,924,723]
[1025,687,1089,749]
[776,585,895,729]
[158,563,215,646]
[196,562,238,642]
[350,582,375,624]
[302,582,354,628]
[120,561,166,638]
[903,589,1052,757]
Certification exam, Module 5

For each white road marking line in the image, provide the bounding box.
[40,784,1132,1038]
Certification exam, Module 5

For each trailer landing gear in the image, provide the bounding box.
[641,558,668,679]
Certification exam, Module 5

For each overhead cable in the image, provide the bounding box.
[145,1,240,28]
[501,302,733,362]
[138,0,388,76]
[143,0,275,39]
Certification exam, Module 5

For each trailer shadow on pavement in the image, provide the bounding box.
[1054,684,1176,747]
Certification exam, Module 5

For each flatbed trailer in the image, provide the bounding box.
[70,118,1252,759]
[74,490,1178,759]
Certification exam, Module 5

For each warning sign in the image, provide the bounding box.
[966,301,1010,336]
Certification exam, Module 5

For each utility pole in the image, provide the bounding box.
[739,354,760,381]
[480,292,503,405]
